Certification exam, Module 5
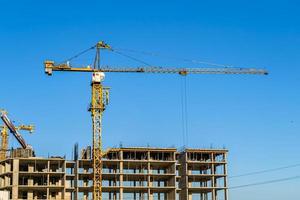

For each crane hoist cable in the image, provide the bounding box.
[181,75,189,147]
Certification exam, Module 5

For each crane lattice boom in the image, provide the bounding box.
[0,112,28,149]
[45,61,268,76]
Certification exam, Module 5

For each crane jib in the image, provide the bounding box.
[46,65,268,75]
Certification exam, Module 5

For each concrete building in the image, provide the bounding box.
[0,147,228,200]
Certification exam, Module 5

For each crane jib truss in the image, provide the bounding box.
[44,62,268,76]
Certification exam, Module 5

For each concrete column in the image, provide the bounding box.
[5,162,10,173]
[12,159,19,200]
[223,153,228,200]
[148,192,153,200]
[188,193,192,200]
[120,151,123,200]
[0,163,3,174]
[0,176,3,187]
[147,151,151,200]
[56,191,62,199]
[167,161,176,200]
[0,163,3,187]
[28,178,33,186]
[109,177,112,199]
[63,161,66,200]
[211,153,215,200]
[74,160,78,200]
[4,175,9,186]
[133,169,136,200]
[65,192,72,200]
[28,190,33,200]
[178,152,188,200]
[47,161,50,199]
[83,192,88,200]
[113,191,117,200]
[28,164,34,172]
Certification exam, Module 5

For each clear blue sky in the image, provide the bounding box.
[0,0,299,199]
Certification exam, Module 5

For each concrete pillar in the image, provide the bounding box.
[56,191,62,199]
[74,160,78,200]
[27,191,33,200]
[83,192,88,200]
[133,169,136,200]
[12,159,19,200]
[5,162,10,173]
[47,161,50,199]
[65,192,71,200]
[223,153,228,200]
[46,188,49,200]
[4,175,9,186]
[0,163,3,174]
[120,151,123,200]
[28,164,34,172]
[188,193,192,200]
[0,163,3,187]
[167,158,176,200]
[0,176,3,187]
[28,178,33,186]
[113,192,117,200]
[149,192,153,200]
[147,151,151,200]
[62,161,66,200]
[211,153,215,200]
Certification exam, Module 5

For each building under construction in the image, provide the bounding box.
[0,147,227,200]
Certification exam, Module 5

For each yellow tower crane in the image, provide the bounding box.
[44,41,268,200]
[0,110,34,160]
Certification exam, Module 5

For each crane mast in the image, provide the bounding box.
[44,41,268,200]
[90,72,109,200]
[0,127,8,160]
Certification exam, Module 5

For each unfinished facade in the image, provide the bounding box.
[0,147,228,200]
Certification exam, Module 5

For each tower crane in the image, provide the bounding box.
[0,110,34,160]
[44,41,268,200]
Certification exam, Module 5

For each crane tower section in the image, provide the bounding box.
[90,72,109,200]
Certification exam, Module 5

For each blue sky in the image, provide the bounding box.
[0,0,299,199]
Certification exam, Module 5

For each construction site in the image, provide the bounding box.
[0,41,267,200]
